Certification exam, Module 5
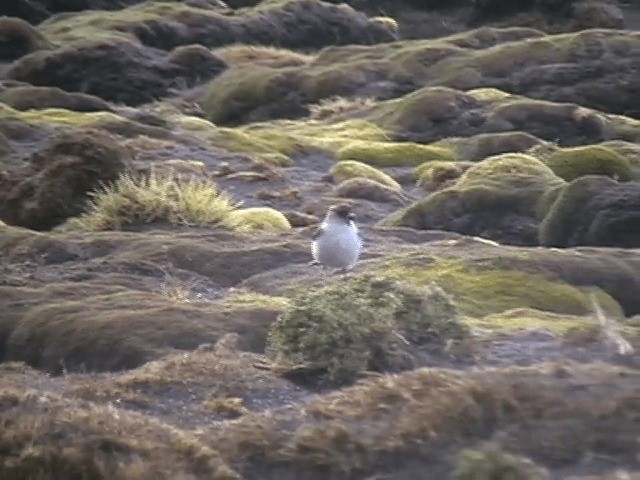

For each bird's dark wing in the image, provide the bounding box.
[311,225,325,240]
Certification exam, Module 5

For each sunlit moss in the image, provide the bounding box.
[222,207,291,232]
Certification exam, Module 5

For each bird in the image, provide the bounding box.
[310,203,362,272]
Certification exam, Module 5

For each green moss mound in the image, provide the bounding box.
[544,145,632,182]
[203,67,299,125]
[376,257,620,318]
[330,160,400,190]
[383,154,565,245]
[267,275,468,385]
[222,207,291,232]
[337,141,455,167]
[439,131,542,162]
[2,287,280,374]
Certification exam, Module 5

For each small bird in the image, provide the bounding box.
[310,204,362,272]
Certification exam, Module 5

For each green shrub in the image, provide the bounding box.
[267,275,467,384]
[545,145,631,182]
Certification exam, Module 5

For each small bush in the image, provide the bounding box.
[330,160,400,190]
[454,445,550,480]
[267,275,467,385]
[222,207,291,232]
[544,145,631,182]
[66,170,236,231]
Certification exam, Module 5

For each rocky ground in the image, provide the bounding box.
[1,0,640,479]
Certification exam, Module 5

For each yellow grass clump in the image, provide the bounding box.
[66,170,237,231]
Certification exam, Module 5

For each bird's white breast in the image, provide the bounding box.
[312,220,361,269]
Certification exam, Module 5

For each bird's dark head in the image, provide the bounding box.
[329,203,356,222]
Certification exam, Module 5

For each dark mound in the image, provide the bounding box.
[0,16,51,60]
[540,176,640,248]
[0,86,111,111]
[4,39,228,106]
[0,128,130,230]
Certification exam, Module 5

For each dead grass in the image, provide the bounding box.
[308,96,376,120]
[209,363,639,477]
[0,387,238,480]
[64,169,237,231]
[213,44,312,68]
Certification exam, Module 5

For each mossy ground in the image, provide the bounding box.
[374,256,621,318]
[338,140,455,167]
[544,145,632,182]
[2,5,640,480]
[330,160,400,189]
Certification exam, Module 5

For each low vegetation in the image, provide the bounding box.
[267,275,468,385]
[544,145,632,182]
[65,170,236,231]
[330,160,401,190]
[222,207,292,232]
[337,140,455,167]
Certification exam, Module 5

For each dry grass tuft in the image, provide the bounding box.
[309,96,376,120]
[65,169,237,230]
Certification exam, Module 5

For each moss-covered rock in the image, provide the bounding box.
[486,100,610,145]
[600,140,640,179]
[203,66,304,125]
[0,86,111,112]
[213,44,311,68]
[330,160,400,190]
[0,16,51,61]
[384,153,565,245]
[338,140,455,167]
[539,175,640,248]
[370,87,487,143]
[439,131,542,162]
[0,128,131,231]
[333,177,406,204]
[39,0,396,50]
[414,160,473,190]
[267,275,468,385]
[544,145,632,182]
[375,257,620,318]
[222,207,291,232]
[5,39,227,106]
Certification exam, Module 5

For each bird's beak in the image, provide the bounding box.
[347,213,356,221]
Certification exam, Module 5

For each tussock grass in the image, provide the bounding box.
[66,170,237,231]
[309,96,376,120]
